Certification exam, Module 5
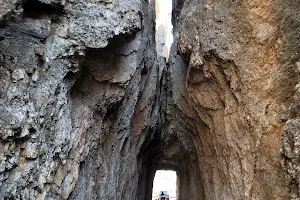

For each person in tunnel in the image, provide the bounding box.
[158,191,169,200]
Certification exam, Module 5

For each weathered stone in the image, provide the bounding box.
[169,0,300,199]
[0,0,161,199]
[0,0,23,24]
[0,0,299,199]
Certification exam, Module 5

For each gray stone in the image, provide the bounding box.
[0,0,299,199]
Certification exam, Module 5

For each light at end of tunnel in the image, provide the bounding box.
[152,170,177,200]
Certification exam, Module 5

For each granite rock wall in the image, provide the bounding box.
[0,0,164,199]
[170,0,300,199]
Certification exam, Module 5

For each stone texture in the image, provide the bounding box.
[169,0,300,199]
[0,0,163,199]
[282,82,300,199]
[0,0,23,24]
[0,0,300,199]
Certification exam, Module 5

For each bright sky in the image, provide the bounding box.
[152,170,177,200]
[156,0,173,55]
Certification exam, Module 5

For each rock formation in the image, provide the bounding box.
[169,0,300,199]
[0,0,164,199]
[0,0,299,199]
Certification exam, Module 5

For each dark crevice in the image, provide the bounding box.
[106,31,138,50]
[22,0,64,19]
[171,0,185,29]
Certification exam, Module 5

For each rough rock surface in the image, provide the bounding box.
[169,0,300,199]
[0,0,23,24]
[0,0,300,199]
[0,0,163,199]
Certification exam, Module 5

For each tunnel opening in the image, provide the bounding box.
[152,170,178,200]
[137,1,206,200]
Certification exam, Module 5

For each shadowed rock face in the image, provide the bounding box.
[0,0,164,199]
[0,0,299,199]
[170,0,300,199]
